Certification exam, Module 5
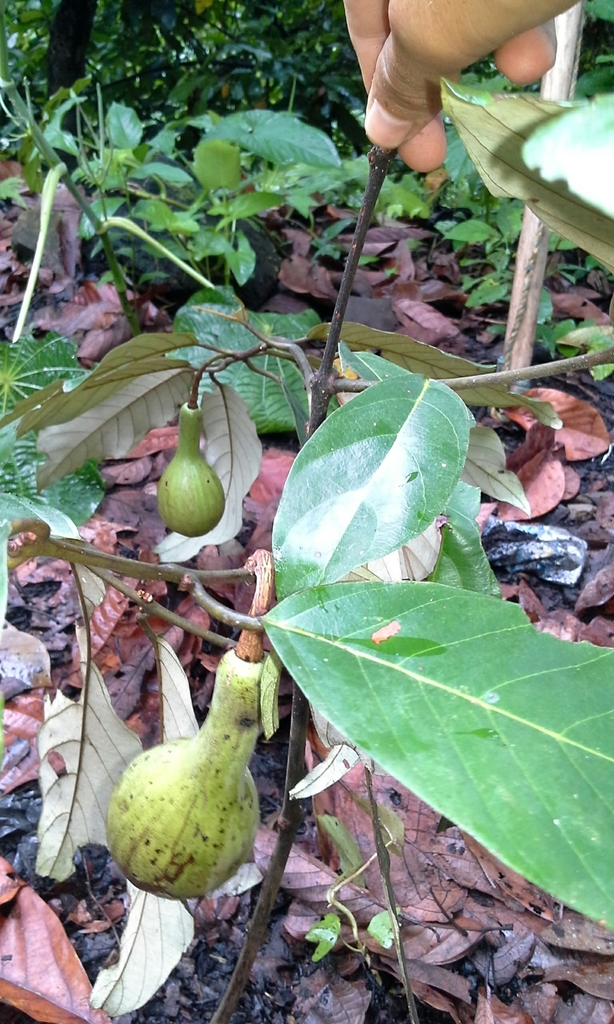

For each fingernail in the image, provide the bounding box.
[365,99,413,147]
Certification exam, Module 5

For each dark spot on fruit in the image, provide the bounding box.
[201,834,209,842]
[240,717,256,728]
[145,839,150,846]
[223,734,230,740]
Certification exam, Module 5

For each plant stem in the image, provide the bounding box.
[366,770,420,1024]
[209,150,396,1024]
[209,685,310,1024]
[330,337,614,394]
[307,146,395,434]
[440,341,614,391]
[184,575,263,631]
[88,567,235,649]
[7,527,253,585]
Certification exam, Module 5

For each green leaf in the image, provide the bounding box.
[317,813,365,884]
[586,0,614,22]
[129,162,194,186]
[0,491,79,537]
[106,102,143,150]
[305,914,341,962]
[272,375,472,598]
[205,110,341,168]
[264,581,614,927]
[441,82,614,273]
[441,219,499,244]
[465,278,509,308]
[0,431,103,526]
[368,910,395,950]
[0,519,11,622]
[429,482,500,595]
[523,96,614,219]
[224,231,256,286]
[11,333,196,437]
[214,191,281,227]
[316,323,496,380]
[193,139,241,191]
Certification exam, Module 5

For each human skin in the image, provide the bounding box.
[342,0,580,170]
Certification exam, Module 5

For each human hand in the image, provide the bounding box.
[343,0,577,171]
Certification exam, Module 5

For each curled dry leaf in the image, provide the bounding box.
[506,389,610,461]
[576,563,614,615]
[0,859,110,1024]
[0,691,44,796]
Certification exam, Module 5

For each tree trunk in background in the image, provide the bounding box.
[47,0,98,97]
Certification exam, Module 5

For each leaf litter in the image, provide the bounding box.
[1,163,614,1024]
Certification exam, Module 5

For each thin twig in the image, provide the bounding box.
[87,567,235,649]
[440,341,614,391]
[7,529,253,584]
[209,685,310,1024]
[183,575,263,631]
[366,770,420,1024]
[307,147,396,433]
[208,147,396,1024]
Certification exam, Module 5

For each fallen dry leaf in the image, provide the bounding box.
[498,451,566,521]
[579,616,614,648]
[551,993,614,1024]
[575,563,614,615]
[563,464,582,500]
[534,610,583,641]
[0,691,44,796]
[506,389,610,461]
[550,291,610,325]
[0,859,110,1024]
[127,426,179,459]
[544,961,614,1000]
[542,913,614,955]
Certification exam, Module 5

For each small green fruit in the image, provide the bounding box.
[157,402,225,537]
[106,649,262,900]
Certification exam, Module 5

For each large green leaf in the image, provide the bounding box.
[204,110,341,168]
[429,482,500,595]
[441,82,614,273]
[315,323,495,380]
[264,581,614,926]
[523,95,614,219]
[273,375,472,597]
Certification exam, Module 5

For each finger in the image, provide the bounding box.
[494,22,557,84]
[342,0,389,90]
[397,115,447,172]
[364,34,446,150]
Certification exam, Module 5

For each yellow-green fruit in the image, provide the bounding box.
[157,403,225,537]
[106,650,262,899]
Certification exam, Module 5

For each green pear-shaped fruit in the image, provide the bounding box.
[157,402,225,537]
[106,649,262,899]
